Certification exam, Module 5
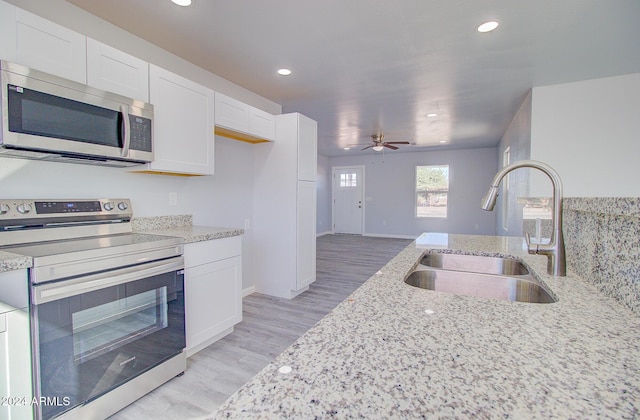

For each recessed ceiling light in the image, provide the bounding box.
[427,113,438,117]
[439,140,447,143]
[477,20,499,33]
[343,147,351,150]
[277,68,292,76]
[171,0,192,6]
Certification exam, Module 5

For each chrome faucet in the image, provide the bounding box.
[481,160,566,276]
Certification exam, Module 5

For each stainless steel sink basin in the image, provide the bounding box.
[404,268,556,303]
[420,253,530,276]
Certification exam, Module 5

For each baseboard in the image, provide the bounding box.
[316,230,332,237]
[363,233,418,240]
[242,285,256,297]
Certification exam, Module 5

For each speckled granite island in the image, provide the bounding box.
[214,233,640,418]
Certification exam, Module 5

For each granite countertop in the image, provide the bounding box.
[0,214,243,272]
[0,250,32,272]
[136,225,244,244]
[214,233,640,418]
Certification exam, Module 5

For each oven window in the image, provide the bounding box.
[72,287,168,364]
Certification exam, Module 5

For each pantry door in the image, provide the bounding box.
[332,166,364,234]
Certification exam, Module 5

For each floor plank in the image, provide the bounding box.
[109,234,413,419]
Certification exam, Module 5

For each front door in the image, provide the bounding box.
[332,166,364,234]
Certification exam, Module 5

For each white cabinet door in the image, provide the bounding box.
[297,114,318,181]
[215,92,275,142]
[215,92,249,133]
[249,107,276,141]
[147,64,215,175]
[0,1,17,63]
[296,180,317,289]
[86,38,149,102]
[0,305,31,420]
[15,8,86,83]
[185,256,242,356]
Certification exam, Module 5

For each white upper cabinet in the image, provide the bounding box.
[0,1,17,62]
[249,107,276,141]
[215,92,249,132]
[86,38,149,102]
[15,8,86,84]
[142,64,215,176]
[214,92,275,143]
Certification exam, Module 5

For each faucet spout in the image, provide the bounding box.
[481,160,566,276]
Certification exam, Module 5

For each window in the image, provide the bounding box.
[339,172,357,188]
[416,165,449,218]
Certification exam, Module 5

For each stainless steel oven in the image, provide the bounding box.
[0,199,186,420]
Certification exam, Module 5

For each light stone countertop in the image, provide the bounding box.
[135,225,243,244]
[0,250,32,272]
[0,218,242,272]
[214,233,640,419]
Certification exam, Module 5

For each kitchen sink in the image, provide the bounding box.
[420,253,530,276]
[405,266,556,303]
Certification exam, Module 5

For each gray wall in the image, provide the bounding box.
[495,91,533,236]
[328,147,498,238]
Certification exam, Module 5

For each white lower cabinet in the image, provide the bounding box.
[184,236,242,357]
[0,270,32,420]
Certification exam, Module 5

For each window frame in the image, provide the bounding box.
[415,164,450,219]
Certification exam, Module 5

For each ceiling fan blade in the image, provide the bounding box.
[384,144,399,150]
[361,145,373,150]
[384,141,410,145]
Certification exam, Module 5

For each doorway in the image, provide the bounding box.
[332,166,364,234]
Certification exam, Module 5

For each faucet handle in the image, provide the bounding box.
[525,233,538,255]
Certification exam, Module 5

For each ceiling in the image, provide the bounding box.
[66,0,640,157]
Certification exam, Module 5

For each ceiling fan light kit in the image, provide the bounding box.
[360,133,410,151]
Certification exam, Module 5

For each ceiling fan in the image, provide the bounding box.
[361,133,410,151]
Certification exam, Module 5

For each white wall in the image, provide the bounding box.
[328,148,498,237]
[316,155,332,235]
[530,73,640,197]
[0,138,257,288]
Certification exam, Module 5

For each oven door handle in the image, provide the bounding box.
[32,257,184,305]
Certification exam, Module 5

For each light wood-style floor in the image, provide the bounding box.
[110,234,413,419]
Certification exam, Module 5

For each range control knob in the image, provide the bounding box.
[117,201,128,211]
[17,203,32,214]
[0,203,9,215]
[103,202,114,211]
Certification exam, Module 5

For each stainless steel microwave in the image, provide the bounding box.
[0,60,153,167]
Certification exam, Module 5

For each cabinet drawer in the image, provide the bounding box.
[184,236,241,268]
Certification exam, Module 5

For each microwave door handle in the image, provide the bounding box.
[120,105,131,157]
